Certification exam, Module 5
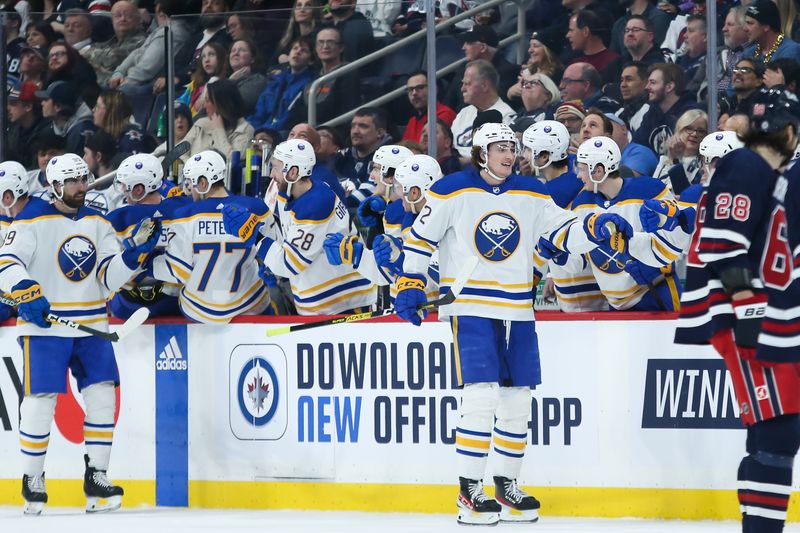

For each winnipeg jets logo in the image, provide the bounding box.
[57,235,97,282]
[474,212,520,262]
[237,357,279,426]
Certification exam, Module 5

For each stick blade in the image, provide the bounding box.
[114,307,150,341]
[266,326,291,337]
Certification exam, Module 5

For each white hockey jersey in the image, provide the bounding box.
[570,177,689,310]
[264,181,376,315]
[0,197,140,337]
[151,195,273,324]
[402,167,598,321]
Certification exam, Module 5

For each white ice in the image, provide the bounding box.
[1,508,800,533]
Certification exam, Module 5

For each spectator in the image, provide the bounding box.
[566,9,620,84]
[508,32,564,103]
[248,36,314,132]
[153,102,194,157]
[18,45,48,88]
[183,0,233,80]
[286,27,361,128]
[83,1,147,88]
[25,20,58,49]
[286,122,347,203]
[742,0,800,65]
[555,100,586,153]
[420,118,461,175]
[333,107,391,206]
[444,26,518,112]
[181,79,254,159]
[659,109,708,194]
[559,62,619,112]
[518,71,560,121]
[356,0,402,38]
[451,59,517,158]
[730,58,765,113]
[226,14,256,44]
[764,57,800,92]
[718,6,750,92]
[93,89,155,154]
[45,41,99,107]
[605,112,658,176]
[610,0,670,55]
[633,63,697,155]
[721,111,750,137]
[401,70,456,143]
[578,107,614,144]
[325,0,376,63]
[27,132,66,197]
[35,80,97,155]
[108,0,194,102]
[63,9,94,53]
[621,16,665,65]
[775,0,799,39]
[273,0,322,66]
[3,5,25,79]
[227,38,268,116]
[179,42,230,117]
[675,15,707,99]
[83,130,118,178]
[618,61,650,133]
[7,82,50,169]
[317,125,344,164]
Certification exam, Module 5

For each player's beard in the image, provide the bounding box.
[61,190,86,210]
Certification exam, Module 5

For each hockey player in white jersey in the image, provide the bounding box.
[567,136,690,311]
[0,153,159,514]
[225,139,376,315]
[150,150,273,323]
[393,123,627,525]
[356,144,413,236]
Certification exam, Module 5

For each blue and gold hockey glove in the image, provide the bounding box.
[122,217,162,269]
[323,233,363,268]
[257,262,278,288]
[222,204,261,247]
[373,234,403,275]
[357,196,387,227]
[640,199,683,233]
[536,236,567,266]
[584,212,633,253]
[395,274,427,326]
[10,280,50,329]
[624,260,662,286]
[732,293,768,350]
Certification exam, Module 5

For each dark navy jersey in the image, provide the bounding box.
[544,169,583,209]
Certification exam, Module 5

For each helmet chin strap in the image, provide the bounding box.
[283,164,301,197]
[480,156,508,183]
[588,164,609,194]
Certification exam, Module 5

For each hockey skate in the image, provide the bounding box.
[22,473,47,515]
[456,477,501,526]
[493,476,540,523]
[83,455,123,513]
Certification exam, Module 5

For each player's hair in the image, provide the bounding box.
[741,124,797,161]
[470,145,485,169]
[648,63,685,95]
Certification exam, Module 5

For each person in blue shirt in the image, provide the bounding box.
[741,0,800,66]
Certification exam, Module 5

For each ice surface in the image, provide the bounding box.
[1,508,799,533]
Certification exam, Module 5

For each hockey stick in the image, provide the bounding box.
[266,255,480,337]
[88,140,191,191]
[0,292,150,342]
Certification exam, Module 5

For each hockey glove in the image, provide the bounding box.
[536,236,567,266]
[357,196,388,227]
[222,204,262,247]
[10,280,50,329]
[639,199,685,233]
[732,293,768,349]
[122,218,162,269]
[257,263,278,288]
[584,213,633,253]
[395,274,428,326]
[373,234,403,275]
[624,260,663,286]
[323,233,363,268]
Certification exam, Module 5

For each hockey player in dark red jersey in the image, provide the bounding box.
[675,88,800,533]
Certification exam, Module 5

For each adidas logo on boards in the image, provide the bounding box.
[157,336,188,371]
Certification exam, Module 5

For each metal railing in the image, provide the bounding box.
[308,0,528,128]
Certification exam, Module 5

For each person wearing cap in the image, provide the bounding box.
[36,80,97,156]
[742,0,800,64]
[83,1,147,88]
[555,100,586,136]
[443,25,519,112]
[517,71,560,122]
[7,82,51,170]
[18,45,48,88]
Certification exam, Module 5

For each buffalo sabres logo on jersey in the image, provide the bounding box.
[474,212,520,262]
[589,243,627,274]
[58,235,97,282]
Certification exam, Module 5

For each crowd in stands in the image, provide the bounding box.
[3,0,800,318]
